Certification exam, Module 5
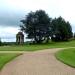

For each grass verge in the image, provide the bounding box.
[0,40,75,51]
[0,53,21,70]
[55,48,75,68]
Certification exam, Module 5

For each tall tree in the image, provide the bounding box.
[51,16,73,41]
[20,10,51,43]
[73,32,75,39]
[0,38,2,46]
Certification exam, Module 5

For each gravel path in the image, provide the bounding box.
[0,48,75,75]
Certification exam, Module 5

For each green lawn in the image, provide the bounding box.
[0,40,75,51]
[0,53,21,70]
[56,48,75,67]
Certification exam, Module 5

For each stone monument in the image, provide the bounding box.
[16,32,24,44]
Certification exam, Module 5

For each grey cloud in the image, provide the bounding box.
[0,11,26,27]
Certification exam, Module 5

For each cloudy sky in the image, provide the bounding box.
[0,0,75,42]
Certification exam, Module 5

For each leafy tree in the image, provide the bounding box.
[0,38,2,46]
[73,32,75,39]
[20,10,51,43]
[51,16,73,41]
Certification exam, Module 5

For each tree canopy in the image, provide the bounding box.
[20,10,51,43]
[51,17,73,41]
[20,10,73,43]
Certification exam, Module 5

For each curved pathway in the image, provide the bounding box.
[0,48,75,75]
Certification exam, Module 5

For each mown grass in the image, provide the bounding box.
[0,53,21,70]
[0,40,75,51]
[56,48,75,67]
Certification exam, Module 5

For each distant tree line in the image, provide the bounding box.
[20,10,73,43]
